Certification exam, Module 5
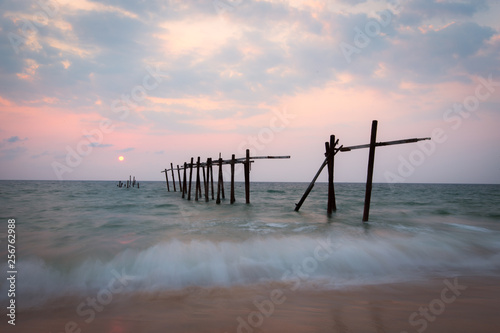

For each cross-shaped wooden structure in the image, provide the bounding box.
[295,120,430,221]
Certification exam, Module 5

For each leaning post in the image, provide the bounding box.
[363,120,378,222]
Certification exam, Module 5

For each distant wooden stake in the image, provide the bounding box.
[363,120,378,222]
[230,154,236,204]
[182,162,187,198]
[188,157,193,201]
[195,157,201,201]
[177,165,182,191]
[204,159,209,202]
[170,163,176,192]
[209,158,215,200]
[244,149,250,204]
[216,157,223,204]
[164,169,170,191]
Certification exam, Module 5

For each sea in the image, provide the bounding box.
[1,180,500,309]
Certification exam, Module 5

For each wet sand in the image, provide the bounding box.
[5,275,500,333]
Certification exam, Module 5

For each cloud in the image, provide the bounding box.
[31,150,50,159]
[88,143,113,148]
[0,147,27,161]
[116,147,135,153]
[398,0,489,25]
[4,136,27,143]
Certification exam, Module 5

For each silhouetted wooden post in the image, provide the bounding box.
[230,154,236,204]
[198,163,203,198]
[188,158,193,200]
[195,157,201,201]
[182,162,187,198]
[363,120,378,222]
[216,156,223,204]
[133,176,136,187]
[164,169,170,191]
[208,158,215,200]
[170,163,176,192]
[204,159,209,202]
[326,135,337,215]
[295,143,341,212]
[244,149,250,204]
[177,165,182,191]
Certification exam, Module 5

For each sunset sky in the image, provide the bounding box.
[1,0,499,183]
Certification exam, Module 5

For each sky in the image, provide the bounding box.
[0,0,499,184]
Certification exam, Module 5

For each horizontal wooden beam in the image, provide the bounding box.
[162,155,289,172]
[339,137,430,152]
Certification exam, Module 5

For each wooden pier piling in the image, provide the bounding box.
[170,163,176,192]
[164,169,170,191]
[195,157,201,201]
[326,135,337,215]
[216,156,223,204]
[188,157,193,200]
[177,165,182,191]
[204,159,209,202]
[230,154,236,204]
[182,162,187,198]
[244,149,250,204]
[209,158,215,200]
[362,120,378,222]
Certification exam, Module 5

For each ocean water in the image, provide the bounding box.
[0,180,499,308]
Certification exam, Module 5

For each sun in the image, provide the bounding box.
[118,156,124,162]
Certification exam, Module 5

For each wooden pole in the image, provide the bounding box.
[230,154,236,204]
[326,135,337,215]
[244,149,250,204]
[164,169,170,191]
[209,158,215,200]
[170,163,176,192]
[295,144,341,212]
[363,120,378,222]
[218,154,225,200]
[188,158,193,200]
[195,157,201,201]
[182,162,187,198]
[204,159,209,202]
[216,157,223,204]
[177,165,182,191]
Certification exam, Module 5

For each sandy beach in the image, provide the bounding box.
[5,275,499,333]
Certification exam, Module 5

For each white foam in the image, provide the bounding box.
[3,232,500,308]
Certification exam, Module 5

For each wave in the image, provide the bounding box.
[3,231,500,308]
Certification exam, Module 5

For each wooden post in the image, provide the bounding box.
[164,169,170,191]
[295,144,341,212]
[216,157,223,204]
[326,135,337,215]
[182,162,187,199]
[170,163,176,192]
[244,149,250,204]
[217,154,225,200]
[363,120,378,222]
[188,158,193,200]
[209,158,215,200]
[204,159,209,202]
[133,176,136,187]
[177,165,182,191]
[195,157,201,201]
[230,154,236,204]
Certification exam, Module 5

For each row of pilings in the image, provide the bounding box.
[162,149,290,204]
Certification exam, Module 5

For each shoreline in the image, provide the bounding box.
[4,275,500,333]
